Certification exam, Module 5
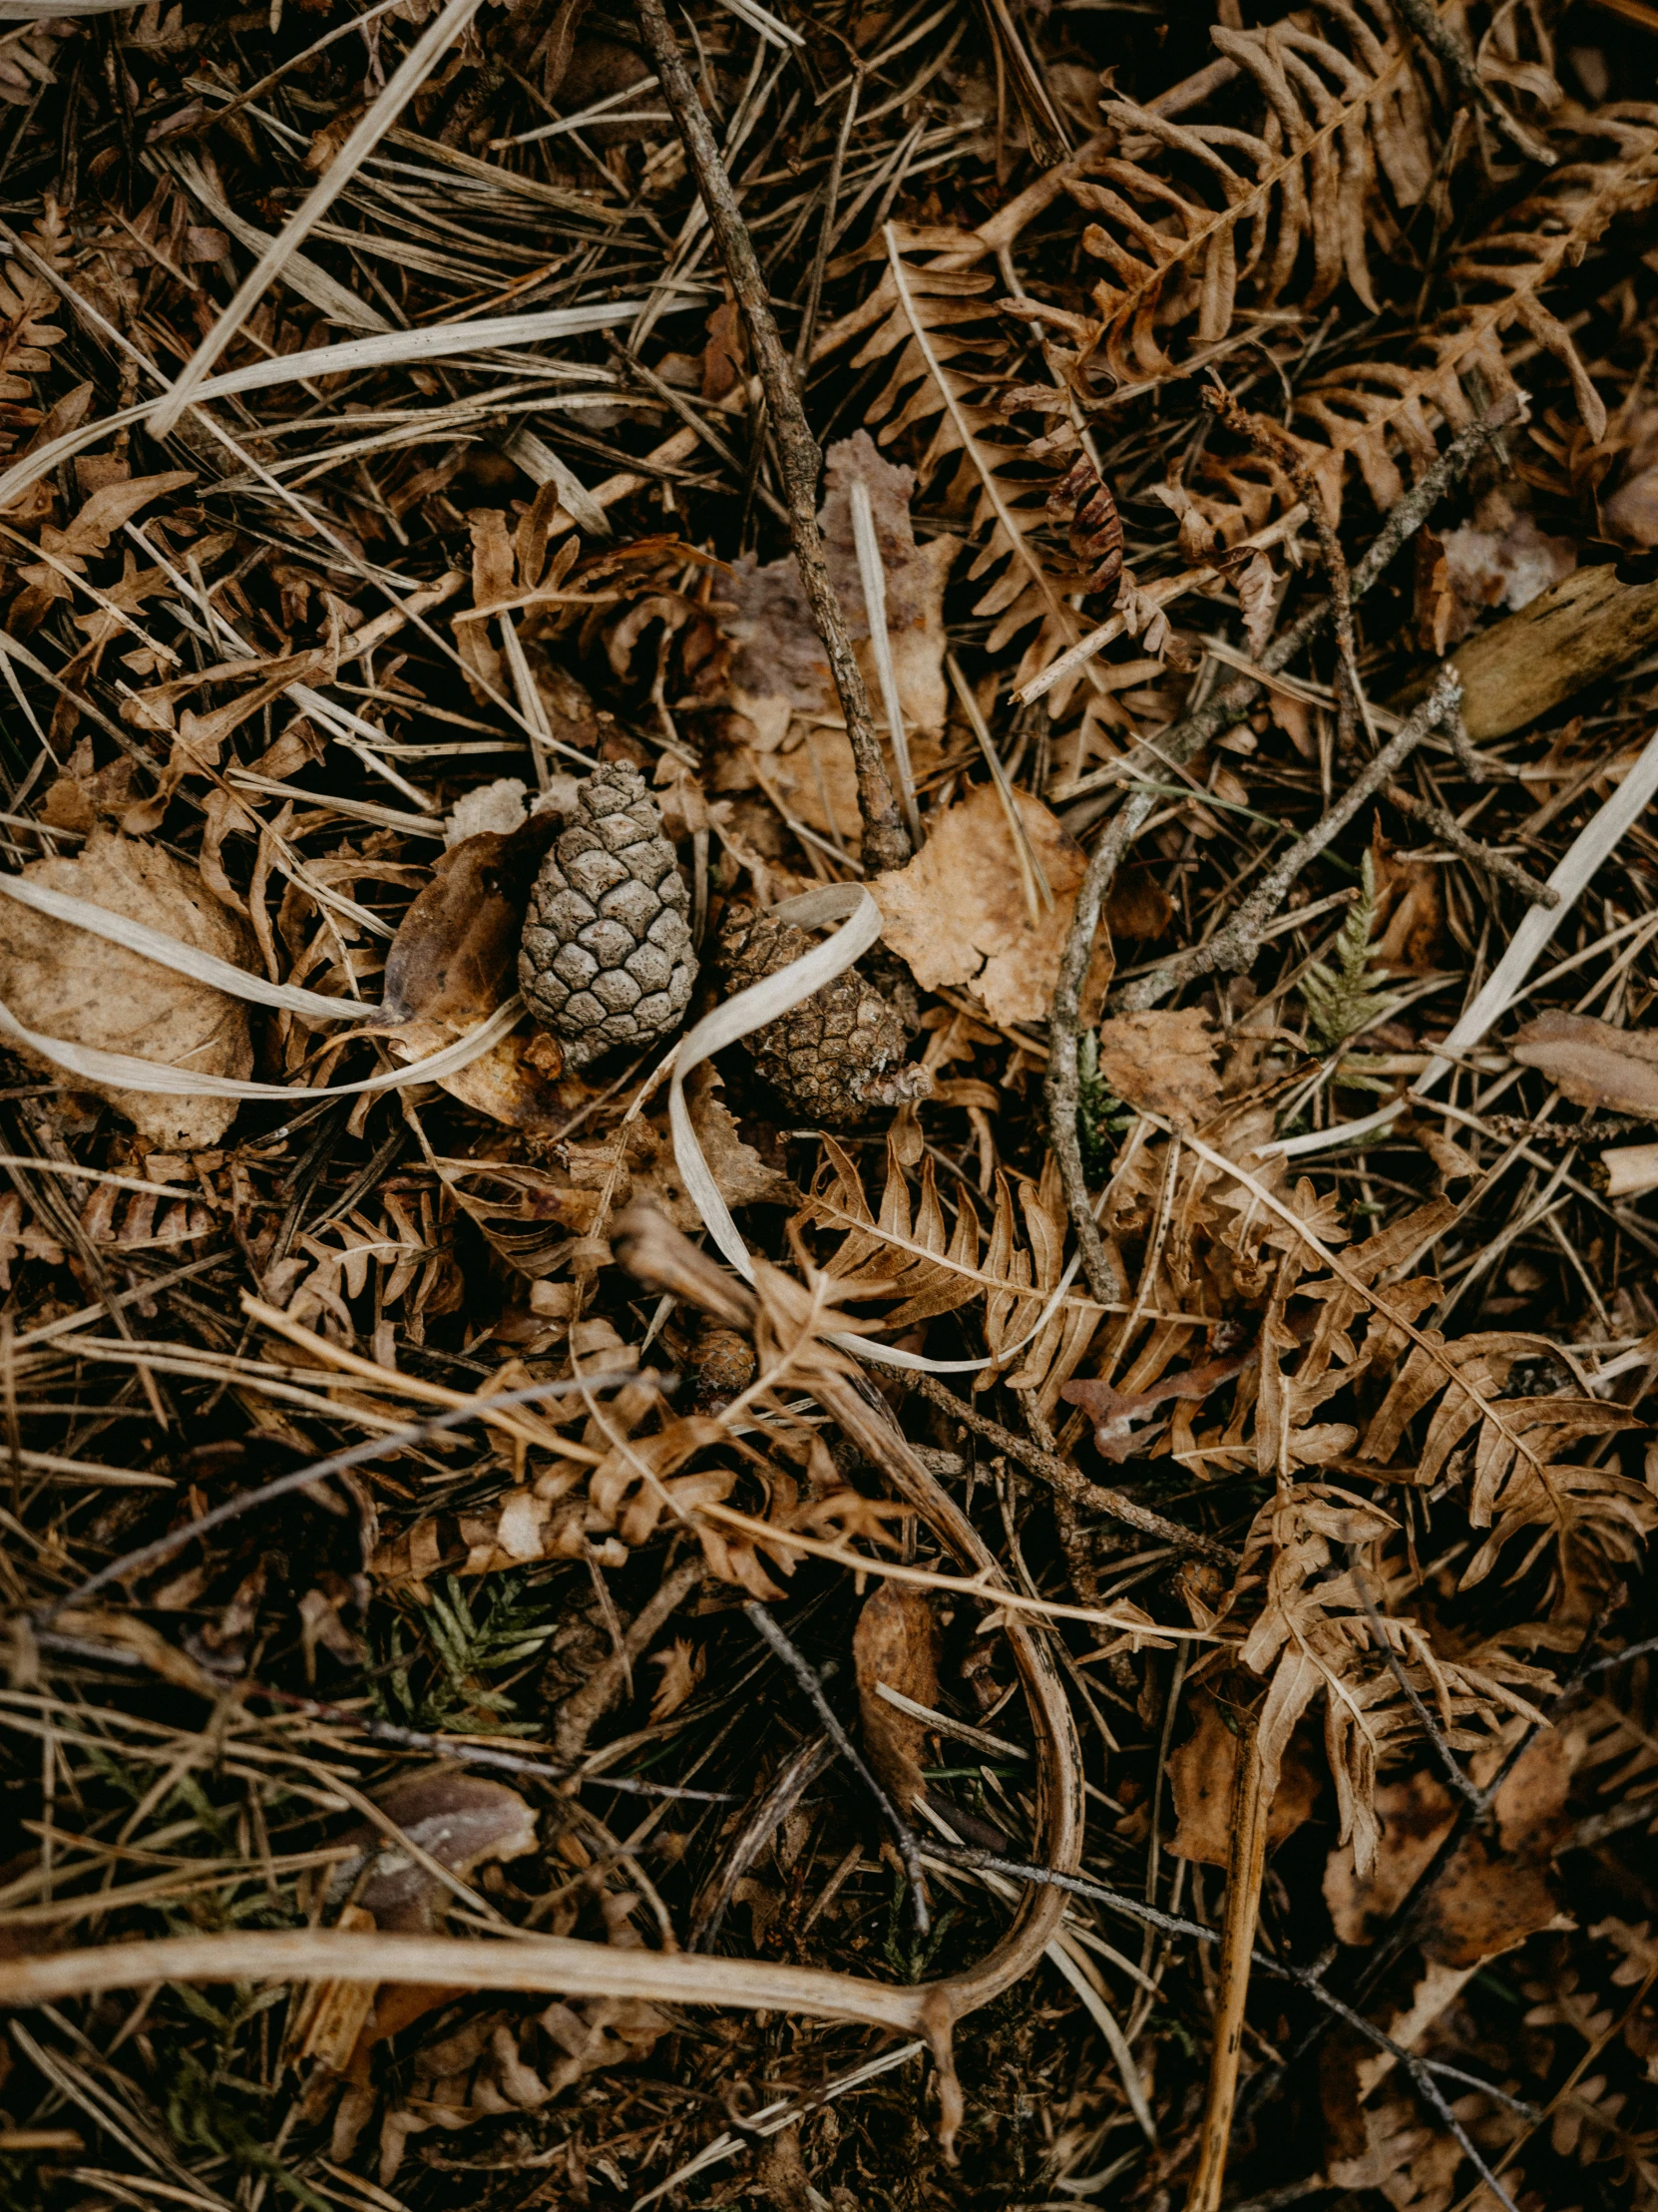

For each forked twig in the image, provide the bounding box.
[1385,781,1559,906]
[1046,402,1519,1312]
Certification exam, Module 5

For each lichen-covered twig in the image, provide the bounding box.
[1115,668,1462,1011]
[1385,781,1559,906]
[634,0,910,873]
[1046,402,1519,1307]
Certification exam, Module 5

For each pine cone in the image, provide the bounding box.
[519,762,695,1066]
[717,903,933,1129]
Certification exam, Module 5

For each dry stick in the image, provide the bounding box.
[1117,667,1463,1012]
[908,1370,1239,1567]
[635,0,910,873]
[745,1601,931,1934]
[1385,0,1556,168]
[1187,1715,1273,2212]
[1045,402,1517,1310]
[1384,782,1560,907]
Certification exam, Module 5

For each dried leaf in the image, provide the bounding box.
[326,1772,540,1935]
[1509,1009,1658,1114]
[724,430,955,752]
[874,782,1104,1027]
[1168,1690,1320,1867]
[384,814,557,1026]
[0,829,256,1147]
[1090,1008,1222,1126]
[854,1580,939,1813]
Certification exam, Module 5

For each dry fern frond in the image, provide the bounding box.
[1356,1329,1651,1585]
[805,1140,1102,1414]
[1285,105,1658,511]
[1076,0,1438,382]
[822,231,1114,692]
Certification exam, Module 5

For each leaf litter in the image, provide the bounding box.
[3,7,1658,2212]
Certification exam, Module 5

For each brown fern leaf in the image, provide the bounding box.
[1048,452,1123,609]
[1284,105,1658,514]
[1356,1329,1651,1586]
[1076,0,1438,383]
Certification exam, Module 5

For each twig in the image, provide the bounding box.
[1384,0,1556,169]
[745,1601,931,1934]
[907,1371,1240,1567]
[1045,407,1519,1310]
[1385,782,1559,905]
[634,0,910,872]
[1116,668,1462,1011]
[1187,1713,1273,2212]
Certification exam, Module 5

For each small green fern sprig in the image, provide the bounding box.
[1302,853,1401,1055]
[376,1572,556,1735]
[1077,1030,1137,1180]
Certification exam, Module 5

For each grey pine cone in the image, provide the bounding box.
[717,903,933,1129]
[519,762,695,1067]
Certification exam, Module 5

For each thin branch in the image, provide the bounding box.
[634,0,910,872]
[1115,667,1462,1011]
[1385,782,1559,906]
[907,1370,1240,1566]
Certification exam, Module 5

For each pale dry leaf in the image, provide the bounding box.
[1236,550,1279,660]
[873,781,1102,1027]
[724,429,955,751]
[1509,1009,1658,1113]
[445,776,528,846]
[1091,1007,1222,1126]
[1433,496,1577,649]
[854,1580,939,1814]
[648,1635,704,1721]
[0,828,256,1147]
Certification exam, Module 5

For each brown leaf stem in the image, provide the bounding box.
[1185,1714,1273,2212]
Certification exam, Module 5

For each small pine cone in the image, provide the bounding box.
[717,902,934,1129]
[694,1322,756,1399]
[519,762,695,1067]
